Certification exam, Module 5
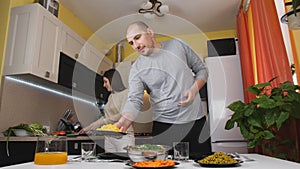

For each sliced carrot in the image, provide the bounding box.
[132,160,175,167]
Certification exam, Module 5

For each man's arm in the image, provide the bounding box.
[178,78,206,106]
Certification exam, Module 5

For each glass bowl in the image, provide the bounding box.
[125,144,171,162]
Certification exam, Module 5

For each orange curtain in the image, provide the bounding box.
[251,0,293,84]
[236,9,255,103]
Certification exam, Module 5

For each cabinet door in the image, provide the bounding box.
[32,7,61,82]
[97,56,113,75]
[61,24,85,62]
[81,44,103,73]
[4,3,60,83]
[4,4,39,75]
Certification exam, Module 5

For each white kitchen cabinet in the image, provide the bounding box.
[4,3,61,82]
[97,56,113,75]
[79,44,102,73]
[61,23,85,63]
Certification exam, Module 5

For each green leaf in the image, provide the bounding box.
[246,86,261,95]
[272,95,283,104]
[276,111,290,129]
[248,117,263,129]
[239,123,251,139]
[244,103,255,116]
[227,101,245,112]
[247,140,256,148]
[265,111,276,127]
[5,128,13,157]
[253,95,277,109]
[252,82,271,89]
[280,81,295,90]
[246,80,272,96]
[30,122,43,130]
[250,126,259,133]
[263,130,275,139]
[287,92,300,103]
[225,120,235,130]
[254,131,265,140]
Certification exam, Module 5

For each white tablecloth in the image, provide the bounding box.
[2,154,300,169]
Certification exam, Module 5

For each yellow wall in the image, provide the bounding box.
[58,4,93,41]
[11,0,35,7]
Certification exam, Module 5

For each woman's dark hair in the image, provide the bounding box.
[103,69,126,92]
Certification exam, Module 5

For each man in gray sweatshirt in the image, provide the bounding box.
[115,21,211,155]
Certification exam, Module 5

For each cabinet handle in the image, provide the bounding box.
[45,71,50,78]
[72,82,77,88]
[75,53,79,59]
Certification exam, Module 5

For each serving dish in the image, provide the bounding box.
[194,152,241,167]
[194,159,240,167]
[125,161,179,168]
[90,130,127,136]
[125,144,171,162]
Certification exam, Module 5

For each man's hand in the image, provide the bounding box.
[114,115,133,132]
[178,78,206,106]
[178,89,196,106]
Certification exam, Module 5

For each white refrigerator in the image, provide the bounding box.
[205,55,248,153]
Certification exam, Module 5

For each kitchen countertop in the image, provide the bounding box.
[0,136,93,141]
[1,154,300,169]
[0,135,152,142]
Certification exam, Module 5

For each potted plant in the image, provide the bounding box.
[225,77,300,161]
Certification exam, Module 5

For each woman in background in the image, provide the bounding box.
[79,68,135,152]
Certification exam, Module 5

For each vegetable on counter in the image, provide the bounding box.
[52,130,67,136]
[2,122,48,157]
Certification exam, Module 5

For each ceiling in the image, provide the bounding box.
[60,0,242,44]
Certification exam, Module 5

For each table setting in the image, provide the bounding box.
[2,151,300,169]
[2,125,300,169]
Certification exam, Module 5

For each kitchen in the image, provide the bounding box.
[0,0,300,168]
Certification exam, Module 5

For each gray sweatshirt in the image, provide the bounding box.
[122,38,208,124]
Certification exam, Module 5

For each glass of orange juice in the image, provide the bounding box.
[34,136,68,165]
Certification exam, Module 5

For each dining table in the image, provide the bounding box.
[1,154,300,169]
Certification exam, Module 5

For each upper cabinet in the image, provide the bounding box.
[83,44,114,74]
[61,24,85,62]
[4,3,61,82]
[4,3,113,84]
[98,56,113,75]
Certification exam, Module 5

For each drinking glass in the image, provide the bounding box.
[81,142,96,161]
[34,136,68,165]
[173,142,189,161]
